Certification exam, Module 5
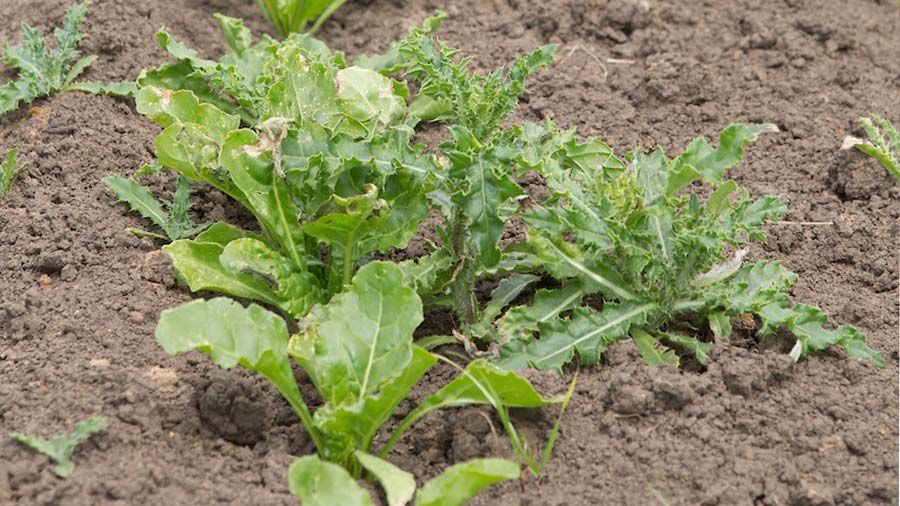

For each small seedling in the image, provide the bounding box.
[102,173,210,242]
[255,0,347,37]
[10,416,107,478]
[0,1,136,116]
[1,148,21,195]
[844,114,900,182]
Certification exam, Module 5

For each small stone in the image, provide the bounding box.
[610,385,651,415]
[653,377,696,410]
[90,358,111,367]
[35,253,65,274]
[60,264,77,282]
[144,366,179,391]
[39,274,53,288]
[128,311,145,323]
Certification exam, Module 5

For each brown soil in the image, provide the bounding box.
[1,1,898,505]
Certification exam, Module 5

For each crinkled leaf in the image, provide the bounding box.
[220,129,307,269]
[219,238,322,318]
[162,240,283,309]
[335,67,406,137]
[498,302,654,371]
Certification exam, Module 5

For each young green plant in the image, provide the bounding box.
[102,172,210,241]
[134,15,437,314]
[0,1,135,115]
[256,0,347,37]
[139,14,567,492]
[844,113,900,182]
[10,416,107,478]
[1,148,21,195]
[157,261,564,477]
[379,13,558,347]
[495,122,884,370]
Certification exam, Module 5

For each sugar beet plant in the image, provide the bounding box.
[493,123,884,370]
[134,14,567,499]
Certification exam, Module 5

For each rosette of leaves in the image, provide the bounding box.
[0,1,135,116]
[141,15,569,497]
[134,15,439,317]
[157,261,566,484]
[373,13,559,344]
[495,122,884,371]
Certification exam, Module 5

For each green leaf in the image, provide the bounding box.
[137,87,238,143]
[481,274,540,322]
[0,2,115,115]
[707,311,732,339]
[63,80,138,97]
[527,234,636,301]
[415,459,520,506]
[220,129,307,270]
[675,124,778,183]
[10,416,107,478]
[155,297,321,449]
[500,284,584,339]
[631,328,679,367]
[319,346,436,462]
[102,175,170,233]
[447,130,525,267]
[854,114,900,181]
[663,333,714,365]
[214,14,252,55]
[162,240,284,309]
[389,359,560,443]
[782,305,884,367]
[194,222,263,246]
[354,452,415,506]
[288,455,372,506]
[219,238,323,318]
[288,261,423,460]
[335,67,406,137]
[1,147,22,195]
[498,302,655,371]
[290,261,422,402]
[102,175,209,241]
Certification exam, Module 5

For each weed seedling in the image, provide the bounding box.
[0,1,135,116]
[1,148,21,195]
[10,416,107,478]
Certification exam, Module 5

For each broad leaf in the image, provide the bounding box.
[162,240,284,310]
[354,452,415,506]
[155,298,306,408]
[288,455,372,506]
[416,459,520,506]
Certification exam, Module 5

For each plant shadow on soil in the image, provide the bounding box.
[0,0,897,505]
